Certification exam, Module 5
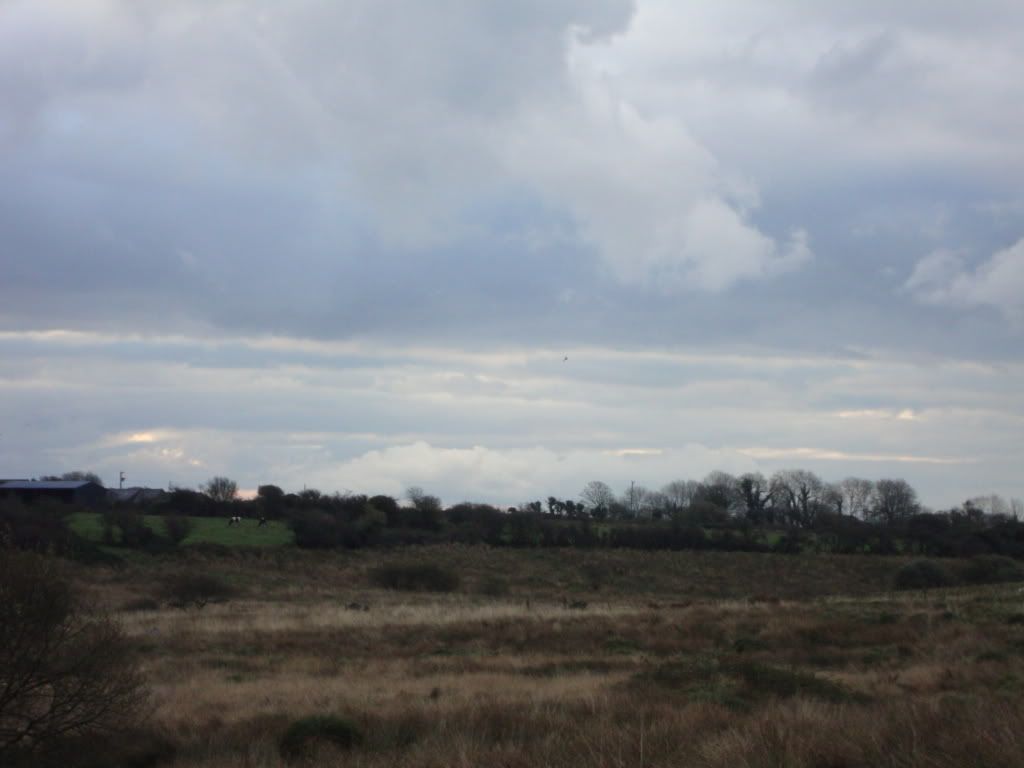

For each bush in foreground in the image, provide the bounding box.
[894,559,955,590]
[0,499,73,555]
[0,550,149,765]
[163,515,195,546]
[279,715,362,760]
[962,555,1024,585]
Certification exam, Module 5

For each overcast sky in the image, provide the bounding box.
[2,1,1023,508]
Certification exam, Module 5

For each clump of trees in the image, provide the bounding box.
[570,471,925,529]
[202,476,238,503]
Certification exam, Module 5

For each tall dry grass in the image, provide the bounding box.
[60,547,1024,766]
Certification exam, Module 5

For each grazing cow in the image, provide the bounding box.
[228,515,242,526]
[257,516,268,527]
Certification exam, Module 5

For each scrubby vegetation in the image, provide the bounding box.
[40,545,1024,767]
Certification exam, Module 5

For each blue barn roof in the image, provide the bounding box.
[0,480,101,490]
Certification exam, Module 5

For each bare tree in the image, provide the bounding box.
[203,476,238,503]
[868,478,920,525]
[839,477,875,519]
[645,490,670,519]
[967,494,1011,518]
[737,472,773,524]
[1012,498,1024,521]
[406,486,443,529]
[619,483,640,519]
[406,486,442,511]
[0,551,148,761]
[619,484,658,519]
[580,481,615,514]
[661,479,700,512]
[699,471,741,515]
[821,483,844,516]
[770,470,826,528]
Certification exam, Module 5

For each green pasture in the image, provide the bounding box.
[68,512,294,548]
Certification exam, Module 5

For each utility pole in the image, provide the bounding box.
[119,471,126,489]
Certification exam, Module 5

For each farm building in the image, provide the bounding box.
[0,479,107,508]
[107,486,168,505]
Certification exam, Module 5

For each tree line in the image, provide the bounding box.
[573,471,1022,528]
[4,469,1024,559]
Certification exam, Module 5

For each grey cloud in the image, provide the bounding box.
[907,239,1024,321]
[810,32,900,88]
[0,0,830,348]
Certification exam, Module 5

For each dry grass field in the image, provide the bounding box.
[71,546,1024,767]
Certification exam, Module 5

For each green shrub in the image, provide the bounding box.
[962,555,1024,585]
[279,715,362,760]
[105,509,168,552]
[163,515,194,546]
[369,562,460,592]
[894,559,955,590]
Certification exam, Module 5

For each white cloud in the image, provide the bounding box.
[907,238,1024,321]
[573,0,1024,222]
[837,408,920,422]
[905,249,968,304]
[503,62,812,292]
[738,447,967,465]
[303,440,757,505]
